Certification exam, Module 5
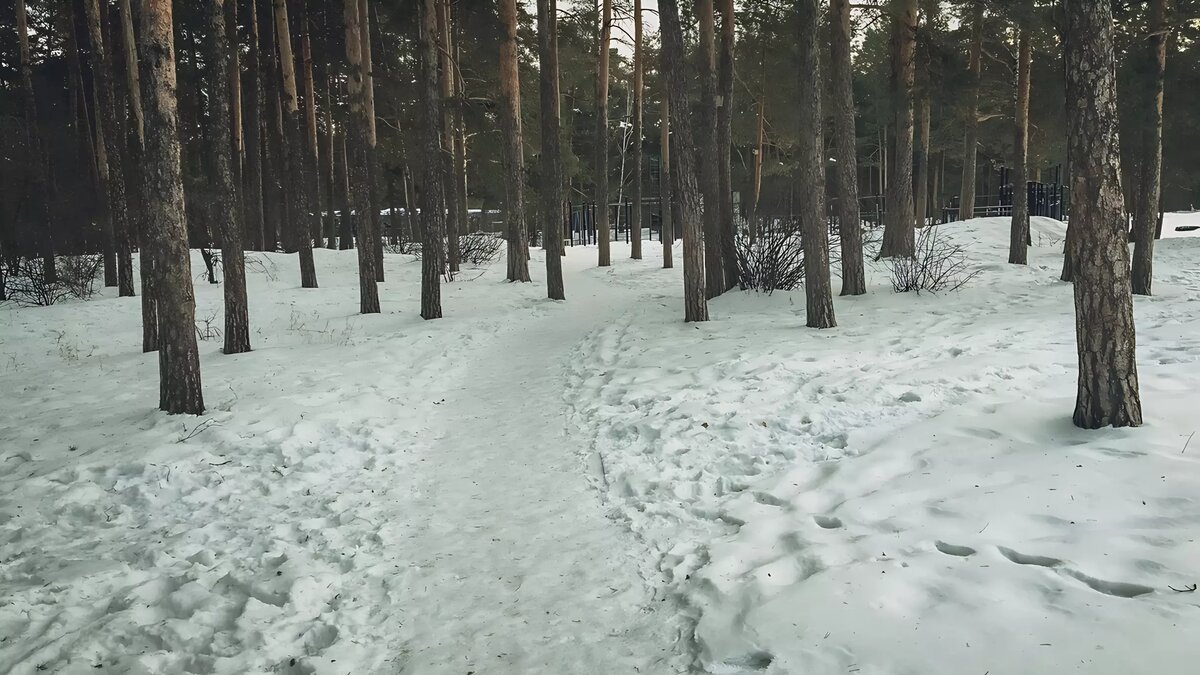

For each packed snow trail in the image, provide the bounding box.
[386,259,690,673]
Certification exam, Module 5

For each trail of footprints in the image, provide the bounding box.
[933,541,1156,598]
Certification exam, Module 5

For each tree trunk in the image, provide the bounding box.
[594,0,613,266]
[243,0,265,252]
[660,92,674,269]
[1009,19,1031,265]
[273,0,318,288]
[1131,0,1168,295]
[499,0,531,281]
[417,0,446,317]
[16,0,56,283]
[344,0,379,313]
[880,0,918,258]
[300,0,323,256]
[959,0,983,220]
[797,0,836,328]
[359,0,385,281]
[716,0,737,289]
[1064,0,1142,429]
[83,0,122,288]
[438,0,461,274]
[697,0,723,297]
[259,0,283,251]
[323,65,337,249]
[630,0,644,260]
[337,128,353,249]
[830,0,865,295]
[536,0,566,300]
[660,0,708,321]
[207,0,251,354]
[141,0,204,415]
[914,95,930,227]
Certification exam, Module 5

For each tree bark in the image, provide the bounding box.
[141,0,205,414]
[323,64,338,249]
[830,0,865,295]
[630,0,644,260]
[1131,0,1168,295]
[880,0,918,258]
[959,0,983,220]
[1065,0,1141,428]
[208,0,251,354]
[417,0,446,317]
[359,0,385,281]
[499,0,531,281]
[300,0,323,256]
[660,0,708,321]
[660,92,674,268]
[1009,19,1031,265]
[438,0,461,274]
[84,0,123,288]
[716,0,737,289]
[797,0,836,328]
[536,0,566,299]
[243,0,266,252]
[258,0,283,251]
[16,0,56,283]
[344,0,380,312]
[594,0,613,266]
[697,0,723,297]
[337,128,353,249]
[273,0,318,288]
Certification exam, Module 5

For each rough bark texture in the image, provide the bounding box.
[536,0,565,300]
[594,0,613,266]
[959,1,983,220]
[499,0,531,281]
[259,0,283,251]
[1065,0,1142,429]
[300,0,323,257]
[417,0,445,318]
[337,129,353,249]
[716,0,737,289]
[659,92,674,269]
[344,0,380,313]
[273,0,318,288]
[830,0,865,295]
[880,0,917,258]
[660,0,708,321]
[437,0,461,274]
[697,0,723,298]
[359,0,385,281]
[797,0,836,328]
[243,0,265,252]
[84,0,121,288]
[206,0,251,354]
[630,0,644,260]
[1131,0,1167,295]
[1009,22,1031,265]
[141,0,205,414]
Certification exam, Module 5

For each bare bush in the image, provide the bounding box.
[57,255,103,300]
[6,258,72,306]
[195,309,223,341]
[411,232,501,269]
[887,226,980,294]
[244,253,279,281]
[734,219,806,293]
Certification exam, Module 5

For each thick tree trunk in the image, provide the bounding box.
[258,0,283,251]
[417,0,446,317]
[499,0,531,281]
[438,0,461,274]
[660,0,707,321]
[630,0,644,260]
[1064,0,1141,428]
[141,0,204,415]
[344,0,380,313]
[697,0,723,297]
[359,0,385,281]
[1131,0,1168,295]
[84,0,122,288]
[208,0,251,354]
[243,0,266,252]
[594,0,613,266]
[716,0,737,289]
[300,0,324,256]
[830,0,865,295]
[880,0,918,258]
[1009,21,1031,265]
[959,1,983,220]
[273,0,318,288]
[536,0,566,300]
[660,92,674,269]
[797,0,836,328]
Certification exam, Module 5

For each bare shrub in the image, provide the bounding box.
[6,258,71,306]
[411,232,501,269]
[734,219,806,293]
[244,253,279,281]
[887,226,980,294]
[195,309,222,341]
[57,254,103,300]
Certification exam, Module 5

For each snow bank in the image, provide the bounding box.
[570,217,1200,674]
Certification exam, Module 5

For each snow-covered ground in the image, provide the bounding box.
[1162,210,1200,238]
[2,218,1199,674]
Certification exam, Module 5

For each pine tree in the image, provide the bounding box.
[537,0,566,300]
[716,0,738,288]
[958,0,983,220]
[344,0,380,313]
[499,0,531,281]
[798,0,835,328]
[880,0,918,258]
[1009,8,1032,265]
[417,0,445,318]
[272,0,318,288]
[594,0,612,267]
[697,0,724,297]
[629,0,644,260]
[659,92,674,269]
[17,0,56,283]
[830,0,865,295]
[1131,0,1169,295]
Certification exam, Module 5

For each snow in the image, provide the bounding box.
[1161,211,1200,239]
[3,217,1200,674]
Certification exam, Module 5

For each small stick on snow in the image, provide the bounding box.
[1168,583,1197,593]
[1183,431,1195,454]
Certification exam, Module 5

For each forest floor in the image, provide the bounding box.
[2,217,1200,675]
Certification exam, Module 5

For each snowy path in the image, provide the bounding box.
[387,265,688,673]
